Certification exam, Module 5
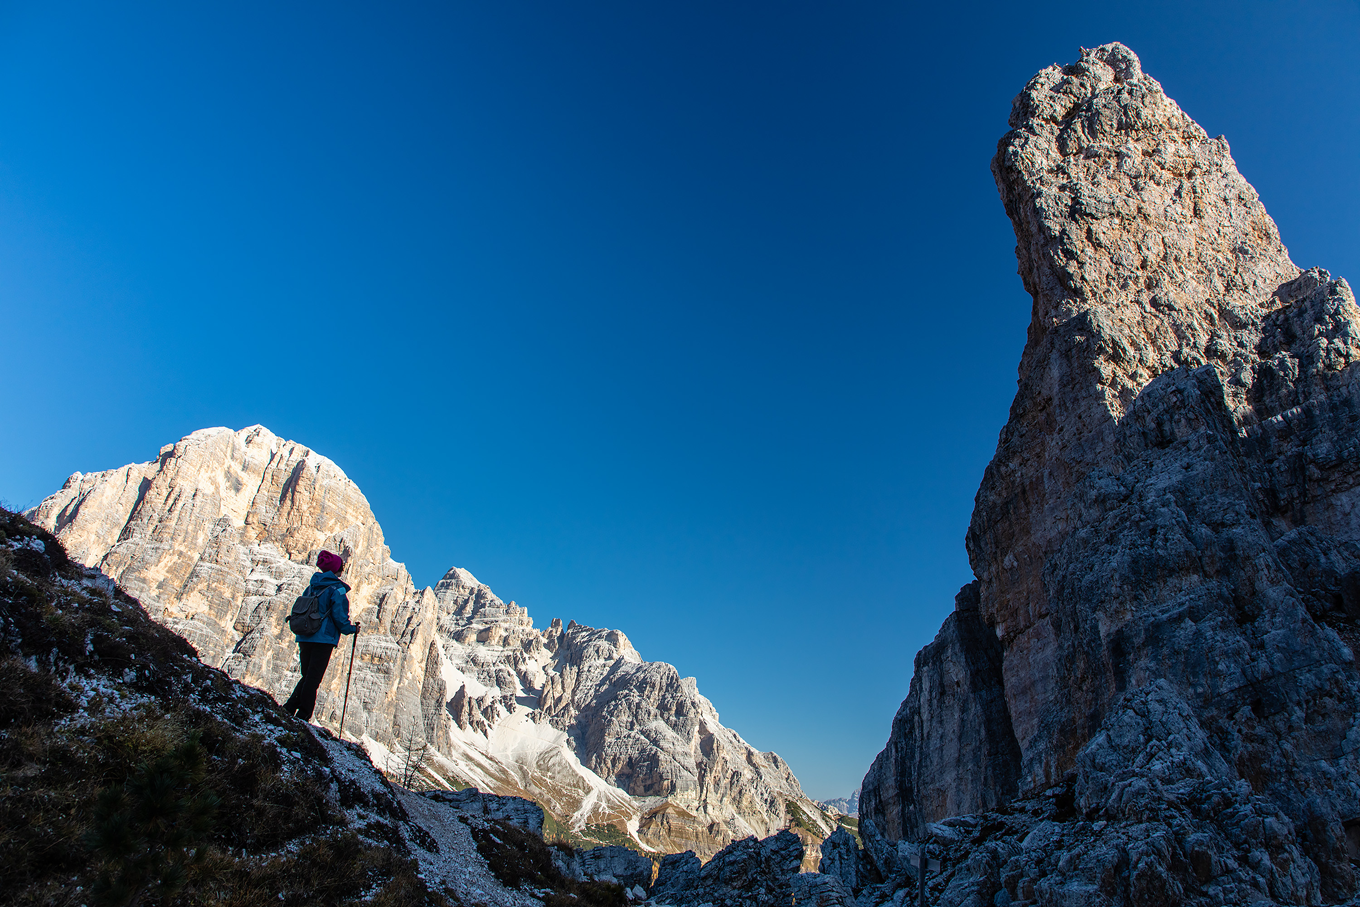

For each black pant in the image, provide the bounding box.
[283,642,335,720]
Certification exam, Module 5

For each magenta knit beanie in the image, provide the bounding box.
[317,550,345,573]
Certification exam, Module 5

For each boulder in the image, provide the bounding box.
[789,872,854,907]
[650,850,702,904]
[649,830,805,907]
[578,844,655,890]
[423,787,544,836]
[817,827,859,893]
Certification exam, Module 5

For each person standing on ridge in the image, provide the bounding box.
[282,550,360,721]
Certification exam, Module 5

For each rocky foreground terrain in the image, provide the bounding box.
[857,43,1360,907]
[0,507,624,906]
[28,425,833,860]
[0,507,852,906]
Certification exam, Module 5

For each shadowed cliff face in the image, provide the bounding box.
[861,43,1360,901]
[858,583,1019,841]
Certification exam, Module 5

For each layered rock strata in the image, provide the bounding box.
[861,43,1360,904]
[30,425,833,858]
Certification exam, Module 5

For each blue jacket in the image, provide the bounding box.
[294,571,359,645]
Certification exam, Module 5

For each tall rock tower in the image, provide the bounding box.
[862,43,1360,901]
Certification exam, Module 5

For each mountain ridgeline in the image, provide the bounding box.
[858,43,1360,905]
[30,425,833,861]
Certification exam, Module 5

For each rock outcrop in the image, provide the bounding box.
[553,844,656,891]
[422,787,546,835]
[29,425,834,858]
[650,830,806,907]
[861,43,1360,904]
[817,827,860,893]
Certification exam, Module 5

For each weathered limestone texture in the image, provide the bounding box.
[553,845,655,890]
[860,44,1360,905]
[860,583,1020,841]
[817,827,860,893]
[30,425,833,858]
[422,788,545,835]
[649,830,806,907]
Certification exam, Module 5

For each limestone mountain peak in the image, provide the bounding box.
[29,423,835,859]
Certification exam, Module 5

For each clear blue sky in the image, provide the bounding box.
[2,1,1357,800]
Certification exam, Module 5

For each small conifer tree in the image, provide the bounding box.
[396,722,430,789]
[86,730,220,907]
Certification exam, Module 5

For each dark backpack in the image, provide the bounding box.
[287,587,331,637]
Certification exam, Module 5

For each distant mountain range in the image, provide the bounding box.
[30,425,834,860]
[816,790,858,817]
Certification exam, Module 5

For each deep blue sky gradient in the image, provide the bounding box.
[2,1,1358,799]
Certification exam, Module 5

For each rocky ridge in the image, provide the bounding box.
[2,494,834,905]
[0,506,639,907]
[29,425,833,859]
[859,43,1360,906]
[818,790,859,818]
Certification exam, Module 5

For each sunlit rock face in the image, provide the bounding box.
[861,43,1360,903]
[31,426,422,703]
[30,425,833,858]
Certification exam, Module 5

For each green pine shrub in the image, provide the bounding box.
[85,731,220,907]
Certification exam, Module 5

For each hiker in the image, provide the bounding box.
[282,550,360,721]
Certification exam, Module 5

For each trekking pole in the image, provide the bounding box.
[918,834,932,907]
[339,630,358,741]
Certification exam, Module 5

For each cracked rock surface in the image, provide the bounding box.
[861,43,1360,905]
[650,829,806,907]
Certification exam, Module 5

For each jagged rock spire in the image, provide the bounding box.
[862,44,1360,902]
